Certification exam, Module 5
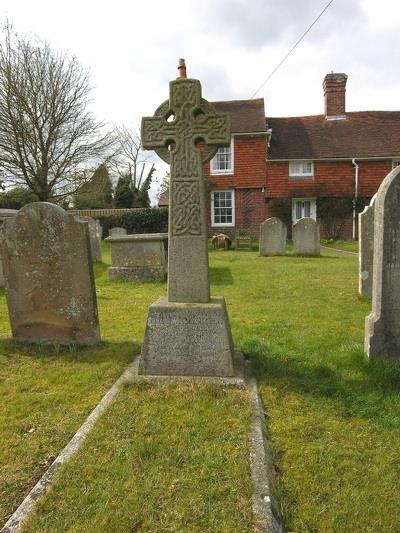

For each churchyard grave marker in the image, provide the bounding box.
[138,59,236,376]
[365,166,400,360]
[259,217,286,256]
[0,202,101,345]
[359,195,376,298]
[293,217,320,256]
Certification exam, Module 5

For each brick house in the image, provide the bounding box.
[204,73,400,239]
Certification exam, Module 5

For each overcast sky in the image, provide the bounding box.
[0,0,399,195]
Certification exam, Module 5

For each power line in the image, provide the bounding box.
[250,0,335,99]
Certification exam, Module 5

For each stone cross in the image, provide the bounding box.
[142,71,230,303]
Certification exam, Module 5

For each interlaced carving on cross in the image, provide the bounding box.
[141,78,231,174]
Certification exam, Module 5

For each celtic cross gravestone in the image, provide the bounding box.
[138,60,236,377]
[141,69,230,303]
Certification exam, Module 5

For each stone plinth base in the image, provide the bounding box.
[108,266,166,282]
[138,296,235,377]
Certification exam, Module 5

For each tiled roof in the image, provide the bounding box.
[267,111,400,160]
[157,190,169,207]
[213,98,266,134]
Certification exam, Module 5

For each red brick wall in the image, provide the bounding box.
[204,135,267,189]
[266,159,392,198]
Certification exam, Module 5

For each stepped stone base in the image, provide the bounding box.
[138,296,235,377]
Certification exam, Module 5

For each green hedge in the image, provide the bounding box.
[98,207,168,237]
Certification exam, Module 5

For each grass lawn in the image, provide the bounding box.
[2,242,400,531]
[321,238,359,253]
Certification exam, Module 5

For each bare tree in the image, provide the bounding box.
[111,125,155,190]
[0,23,115,201]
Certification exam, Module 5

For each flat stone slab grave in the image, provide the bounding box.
[1,357,282,533]
[106,233,168,282]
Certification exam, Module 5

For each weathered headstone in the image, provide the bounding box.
[0,202,101,345]
[359,195,376,298]
[109,227,127,237]
[105,232,168,282]
[293,218,320,256]
[77,216,102,262]
[365,166,400,360]
[259,217,287,256]
[139,60,235,376]
[0,209,18,288]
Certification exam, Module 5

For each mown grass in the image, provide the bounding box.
[210,249,399,532]
[321,238,359,252]
[23,382,253,533]
[0,242,164,525]
[3,242,400,532]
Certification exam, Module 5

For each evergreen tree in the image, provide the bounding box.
[73,164,113,209]
[114,175,134,208]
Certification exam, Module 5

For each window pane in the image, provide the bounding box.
[304,201,311,217]
[296,202,302,220]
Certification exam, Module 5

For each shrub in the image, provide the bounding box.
[0,187,38,209]
[98,207,168,237]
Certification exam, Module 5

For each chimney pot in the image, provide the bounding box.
[323,72,347,119]
[178,58,187,78]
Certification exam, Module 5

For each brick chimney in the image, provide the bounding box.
[177,58,187,78]
[323,72,347,119]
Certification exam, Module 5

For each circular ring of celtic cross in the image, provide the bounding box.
[151,99,220,165]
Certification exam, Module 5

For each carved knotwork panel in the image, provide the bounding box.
[172,181,202,236]
[142,80,230,165]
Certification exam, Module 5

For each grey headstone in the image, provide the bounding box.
[259,217,287,256]
[0,202,101,345]
[105,233,168,282]
[109,227,127,237]
[139,72,236,377]
[293,218,320,256]
[365,166,400,360]
[0,210,18,288]
[359,195,376,298]
[77,216,102,262]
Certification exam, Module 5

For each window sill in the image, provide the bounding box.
[288,175,314,180]
[210,169,234,176]
[212,222,235,227]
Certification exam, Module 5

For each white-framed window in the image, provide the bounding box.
[211,190,235,227]
[292,198,317,224]
[210,138,234,174]
[289,160,314,179]
[392,159,400,169]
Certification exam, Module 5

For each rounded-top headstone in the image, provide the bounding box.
[259,217,287,256]
[0,202,101,345]
[365,166,400,360]
[293,217,320,256]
